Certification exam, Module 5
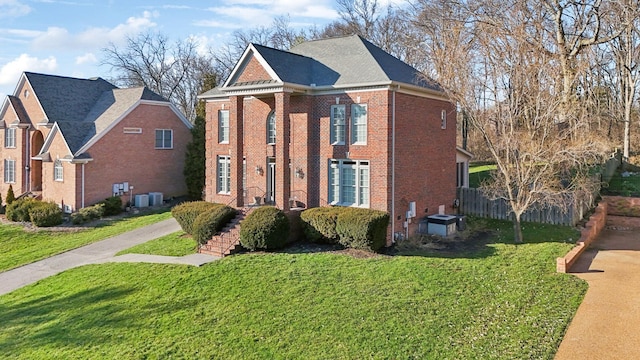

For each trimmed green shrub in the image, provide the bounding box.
[6,197,39,222]
[29,201,63,227]
[300,207,342,244]
[335,208,390,252]
[192,205,238,244]
[6,184,15,205]
[240,206,290,251]
[172,201,222,234]
[98,196,123,216]
[70,203,106,225]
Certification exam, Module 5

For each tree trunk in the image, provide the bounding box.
[513,213,523,244]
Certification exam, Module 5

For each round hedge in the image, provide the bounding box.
[171,201,221,234]
[240,206,290,251]
[192,205,238,245]
[29,201,63,227]
[300,207,341,244]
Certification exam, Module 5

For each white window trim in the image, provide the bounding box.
[350,103,367,145]
[267,110,276,145]
[218,110,229,144]
[54,159,64,182]
[330,104,346,145]
[4,159,15,184]
[5,128,16,148]
[217,155,231,194]
[328,159,370,207]
[155,129,173,149]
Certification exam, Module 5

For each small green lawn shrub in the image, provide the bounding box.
[172,201,222,234]
[70,203,106,225]
[5,184,15,205]
[98,196,123,216]
[192,205,238,244]
[240,206,290,251]
[300,207,341,243]
[29,201,63,227]
[335,208,390,251]
[6,197,39,222]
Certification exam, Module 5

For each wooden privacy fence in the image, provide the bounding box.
[456,187,597,226]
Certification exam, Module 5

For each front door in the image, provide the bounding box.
[266,157,276,204]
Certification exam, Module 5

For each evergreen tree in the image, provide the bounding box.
[6,184,15,205]
[184,115,206,200]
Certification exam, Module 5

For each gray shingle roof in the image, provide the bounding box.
[25,72,117,123]
[7,95,31,125]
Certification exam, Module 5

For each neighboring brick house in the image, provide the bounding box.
[199,35,457,243]
[0,72,192,212]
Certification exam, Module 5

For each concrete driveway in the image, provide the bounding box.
[555,216,640,359]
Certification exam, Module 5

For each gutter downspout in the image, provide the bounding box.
[81,163,85,208]
[391,86,397,243]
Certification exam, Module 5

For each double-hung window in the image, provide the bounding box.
[5,128,16,148]
[330,105,346,144]
[54,160,63,181]
[155,129,173,149]
[267,111,276,144]
[329,159,369,207]
[217,155,231,194]
[351,104,367,144]
[218,110,229,143]
[4,159,15,183]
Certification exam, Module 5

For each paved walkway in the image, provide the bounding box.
[0,218,218,296]
[555,216,640,359]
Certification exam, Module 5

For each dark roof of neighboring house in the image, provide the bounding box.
[18,72,175,157]
[24,72,118,123]
[204,35,440,96]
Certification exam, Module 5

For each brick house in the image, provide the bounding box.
[0,72,192,212]
[199,35,457,244]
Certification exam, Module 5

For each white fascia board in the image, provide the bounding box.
[39,122,74,157]
[20,73,48,123]
[223,44,282,88]
[75,101,139,156]
[138,99,193,129]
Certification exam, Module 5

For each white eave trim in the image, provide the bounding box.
[456,146,474,160]
[223,44,282,88]
[39,122,74,157]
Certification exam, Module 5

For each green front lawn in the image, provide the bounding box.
[0,219,585,359]
[116,231,195,257]
[0,210,172,272]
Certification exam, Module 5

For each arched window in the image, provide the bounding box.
[54,160,63,181]
[266,110,276,144]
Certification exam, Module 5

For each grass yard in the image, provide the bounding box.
[116,231,195,257]
[469,163,497,188]
[0,218,586,359]
[0,210,172,272]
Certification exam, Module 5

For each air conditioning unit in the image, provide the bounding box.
[134,194,149,208]
[148,192,163,206]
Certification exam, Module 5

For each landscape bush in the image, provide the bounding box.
[335,208,389,251]
[70,203,106,225]
[192,205,238,244]
[6,197,39,222]
[240,206,290,251]
[29,201,63,227]
[98,196,123,216]
[172,201,221,234]
[5,184,15,205]
[300,207,341,243]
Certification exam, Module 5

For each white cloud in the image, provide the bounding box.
[0,0,31,18]
[31,11,157,50]
[0,54,57,85]
[75,52,97,65]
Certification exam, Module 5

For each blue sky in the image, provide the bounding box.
[0,0,362,98]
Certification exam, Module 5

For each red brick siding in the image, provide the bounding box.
[234,54,273,84]
[41,131,77,208]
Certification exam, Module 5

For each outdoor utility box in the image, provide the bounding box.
[134,194,149,208]
[456,215,467,231]
[427,214,457,236]
[148,192,163,206]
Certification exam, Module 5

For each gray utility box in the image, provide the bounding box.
[427,214,457,236]
[134,194,149,208]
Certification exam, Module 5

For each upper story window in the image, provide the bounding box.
[441,110,447,129]
[267,110,276,144]
[155,129,173,149]
[351,104,367,145]
[4,159,15,183]
[5,128,16,148]
[329,159,370,207]
[218,110,229,143]
[330,105,346,145]
[54,160,63,181]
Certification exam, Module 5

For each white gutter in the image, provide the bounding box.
[81,163,85,208]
